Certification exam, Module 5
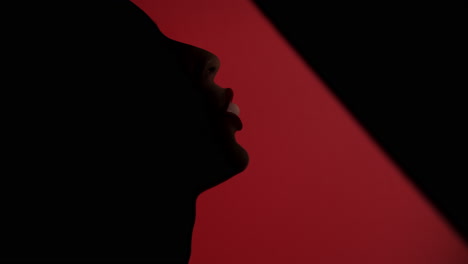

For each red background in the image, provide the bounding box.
[131,1,468,263]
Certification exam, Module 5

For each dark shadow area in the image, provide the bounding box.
[253,0,467,244]
[2,0,248,262]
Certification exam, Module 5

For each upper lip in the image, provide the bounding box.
[224,88,234,112]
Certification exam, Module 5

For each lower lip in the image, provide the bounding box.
[225,112,243,131]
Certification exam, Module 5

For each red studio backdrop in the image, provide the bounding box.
[131,1,468,263]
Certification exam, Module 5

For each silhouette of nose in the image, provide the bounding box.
[168,39,230,111]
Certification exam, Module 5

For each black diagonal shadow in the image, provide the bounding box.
[253,0,467,245]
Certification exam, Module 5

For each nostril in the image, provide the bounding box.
[226,88,234,100]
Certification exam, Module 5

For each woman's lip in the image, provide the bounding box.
[225,112,243,131]
[227,102,240,116]
[224,88,234,111]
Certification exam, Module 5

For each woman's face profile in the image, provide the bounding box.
[1,1,250,260]
[161,37,250,177]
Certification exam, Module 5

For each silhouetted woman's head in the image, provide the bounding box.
[2,0,249,261]
[5,0,249,194]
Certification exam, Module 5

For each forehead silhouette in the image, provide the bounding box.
[4,0,234,190]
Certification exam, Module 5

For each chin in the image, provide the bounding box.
[227,139,250,175]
